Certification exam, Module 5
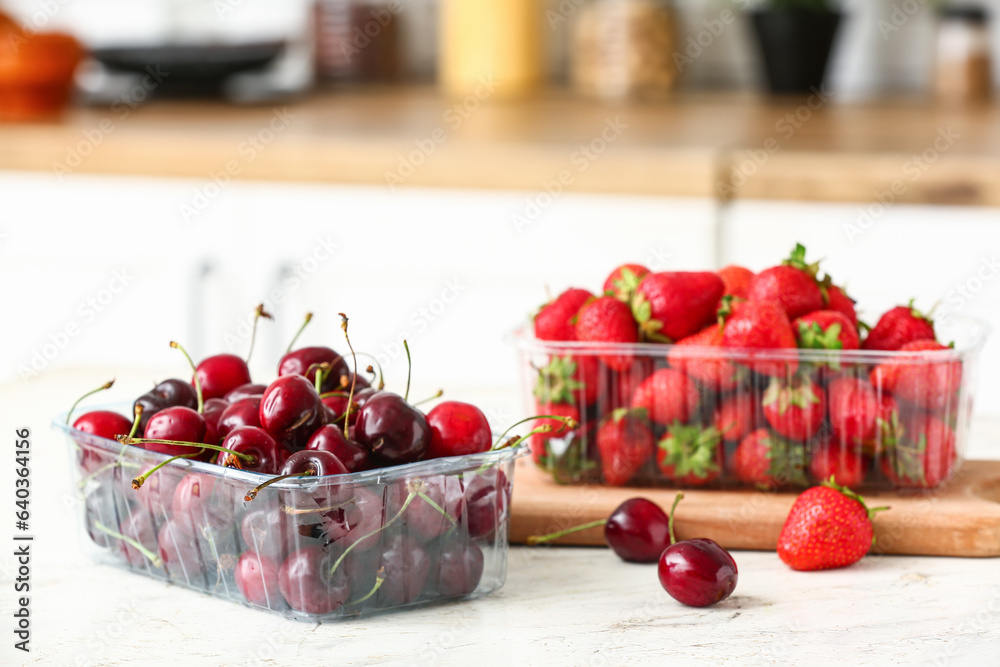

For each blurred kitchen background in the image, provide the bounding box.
[2,0,1000,429]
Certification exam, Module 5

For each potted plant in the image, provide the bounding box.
[748,0,842,94]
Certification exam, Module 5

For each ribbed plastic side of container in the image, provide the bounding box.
[510,316,988,491]
[56,418,521,622]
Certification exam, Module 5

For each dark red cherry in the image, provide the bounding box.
[171,473,235,534]
[305,424,369,472]
[425,401,492,459]
[433,537,484,597]
[354,392,431,466]
[195,353,252,400]
[224,383,267,403]
[216,426,282,474]
[387,475,464,542]
[281,448,348,477]
[260,375,322,452]
[201,397,229,447]
[278,346,349,394]
[241,502,298,562]
[141,406,206,456]
[376,534,431,606]
[137,467,184,517]
[461,470,510,540]
[134,379,198,431]
[320,487,384,553]
[235,551,282,607]
[605,498,672,563]
[118,509,157,567]
[659,538,738,607]
[278,545,351,615]
[158,518,205,578]
[218,397,262,440]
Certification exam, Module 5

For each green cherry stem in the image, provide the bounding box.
[127,404,144,439]
[411,390,444,407]
[93,520,163,568]
[403,340,412,402]
[245,303,273,365]
[526,519,604,546]
[120,436,254,465]
[338,313,359,428]
[491,415,578,450]
[494,424,552,452]
[131,450,203,490]
[280,495,357,516]
[329,490,418,577]
[346,567,386,606]
[66,379,115,424]
[286,312,313,355]
[170,341,203,413]
[245,469,316,501]
[668,492,684,546]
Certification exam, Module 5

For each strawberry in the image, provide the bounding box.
[721,300,798,377]
[820,279,858,326]
[597,408,654,486]
[733,429,807,488]
[892,340,962,411]
[631,271,724,342]
[656,422,723,486]
[604,357,656,412]
[762,376,826,441]
[534,354,601,407]
[530,402,580,466]
[861,394,903,457]
[668,324,743,392]
[574,296,639,372]
[881,411,957,489]
[746,244,824,320]
[827,376,879,446]
[777,480,888,571]
[631,368,700,427]
[603,264,650,303]
[862,301,936,351]
[793,310,860,351]
[717,265,754,300]
[715,394,757,443]
[534,288,593,341]
[808,440,868,488]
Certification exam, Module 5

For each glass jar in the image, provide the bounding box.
[571,0,678,102]
[935,6,993,105]
[313,0,402,83]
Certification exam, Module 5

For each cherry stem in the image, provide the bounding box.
[170,341,204,413]
[338,313,359,428]
[286,312,313,355]
[350,352,385,390]
[411,390,443,407]
[416,491,457,526]
[329,489,418,577]
[526,518,604,546]
[244,469,316,502]
[245,303,273,365]
[66,379,115,424]
[403,340,412,402]
[668,492,684,546]
[77,460,141,490]
[347,567,386,606]
[119,436,254,464]
[280,495,357,515]
[131,450,203,490]
[492,415,578,450]
[127,404,144,439]
[307,361,332,394]
[494,425,552,452]
[93,520,163,568]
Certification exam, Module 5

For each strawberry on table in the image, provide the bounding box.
[828,376,879,446]
[762,376,826,442]
[777,480,889,571]
[668,324,744,392]
[631,368,700,427]
[746,244,824,320]
[808,439,868,488]
[715,394,757,443]
[632,271,725,342]
[534,354,601,408]
[793,310,860,351]
[721,299,799,377]
[597,408,654,486]
[603,264,650,303]
[656,422,723,486]
[575,295,640,372]
[733,428,808,488]
[862,301,936,351]
[717,265,754,300]
[534,288,594,342]
[530,402,581,466]
[881,411,957,489]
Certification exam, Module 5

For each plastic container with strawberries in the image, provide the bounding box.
[510,248,990,491]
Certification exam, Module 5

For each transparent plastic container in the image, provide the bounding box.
[55,411,522,622]
[510,316,988,491]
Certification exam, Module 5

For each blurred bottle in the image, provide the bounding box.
[439,0,543,98]
[0,10,83,121]
[314,0,402,83]
[571,0,678,102]
[935,5,992,105]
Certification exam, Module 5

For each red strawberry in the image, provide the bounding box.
[721,300,799,377]
[604,357,656,412]
[575,296,639,372]
[746,244,824,320]
[534,288,593,341]
[777,481,888,571]
[762,376,826,441]
[892,340,962,411]
[668,324,743,392]
[632,271,725,342]
[603,264,650,302]
[861,394,903,457]
[715,394,757,443]
[530,402,580,466]
[828,376,879,446]
[631,368,700,427]
[534,354,601,407]
[733,429,807,488]
[862,301,935,351]
[821,280,858,326]
[656,422,723,486]
[793,310,860,351]
[808,440,868,488]
[717,265,754,300]
[597,408,654,486]
[881,412,957,489]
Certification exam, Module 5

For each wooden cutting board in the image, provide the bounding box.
[509,458,1000,557]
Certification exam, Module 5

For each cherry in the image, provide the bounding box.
[134,379,198,431]
[278,347,348,394]
[426,401,492,459]
[387,475,464,542]
[138,466,184,518]
[216,426,283,474]
[355,392,431,466]
[321,486,385,553]
[241,502,299,562]
[244,449,349,506]
[259,375,322,452]
[606,498,672,563]
[73,410,132,472]
[235,551,283,608]
[225,383,267,403]
[433,538,484,597]
[375,534,431,606]
[461,470,510,540]
[279,545,351,615]
[201,397,229,446]
[657,494,738,608]
[118,509,157,567]
[171,473,235,534]
[218,397,262,440]
[141,406,207,456]
[305,424,369,472]
[158,518,205,578]
[195,353,252,401]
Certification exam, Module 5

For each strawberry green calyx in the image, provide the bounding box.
[907,298,935,327]
[875,410,904,451]
[658,423,721,480]
[797,321,844,351]
[630,293,672,343]
[607,267,645,302]
[820,477,890,521]
[762,376,821,416]
[533,356,584,405]
[764,435,808,487]
[782,243,822,280]
[610,406,648,423]
[715,294,743,330]
[889,435,928,485]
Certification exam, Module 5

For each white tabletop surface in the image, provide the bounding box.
[2,369,999,667]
